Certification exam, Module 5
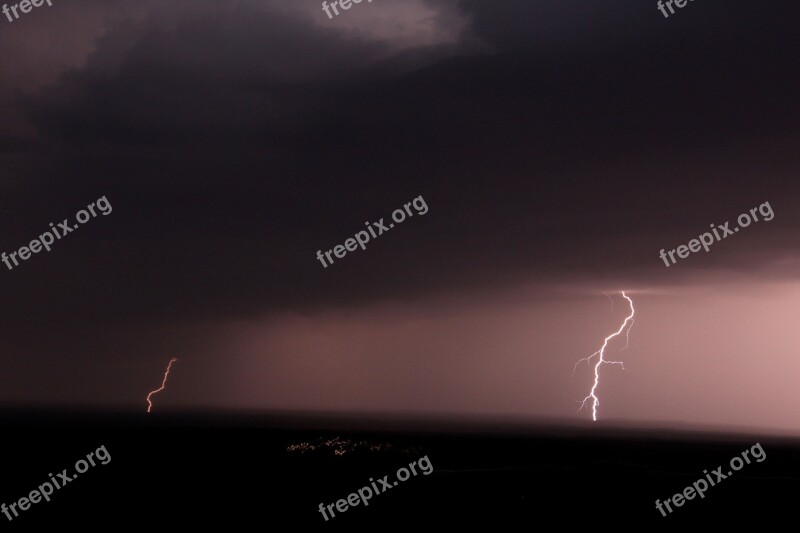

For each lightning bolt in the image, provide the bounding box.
[146,357,178,413]
[574,291,635,421]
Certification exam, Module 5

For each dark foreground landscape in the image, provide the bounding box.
[1,411,797,529]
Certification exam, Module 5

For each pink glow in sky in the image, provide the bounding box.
[164,280,798,435]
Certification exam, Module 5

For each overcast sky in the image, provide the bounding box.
[0,0,798,434]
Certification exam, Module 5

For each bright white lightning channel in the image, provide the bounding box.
[574,291,635,421]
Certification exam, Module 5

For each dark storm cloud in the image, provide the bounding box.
[2,0,798,329]
[24,2,395,144]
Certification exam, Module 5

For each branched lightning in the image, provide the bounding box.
[574,291,635,421]
[146,357,178,413]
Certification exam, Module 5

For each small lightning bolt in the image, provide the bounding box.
[146,357,178,413]
[574,291,635,421]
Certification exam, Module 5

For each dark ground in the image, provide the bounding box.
[1,410,796,529]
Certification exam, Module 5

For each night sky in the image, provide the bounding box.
[1,0,798,433]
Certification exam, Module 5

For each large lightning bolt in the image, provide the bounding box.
[574,291,635,421]
[146,357,178,413]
